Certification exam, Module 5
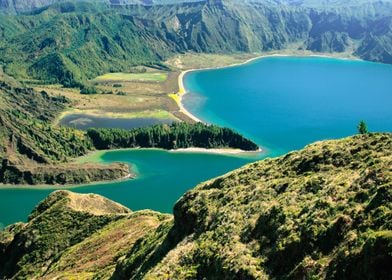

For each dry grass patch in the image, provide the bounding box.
[43,211,172,279]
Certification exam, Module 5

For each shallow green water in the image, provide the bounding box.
[1,56,391,228]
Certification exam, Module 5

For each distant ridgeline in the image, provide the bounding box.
[0,0,392,86]
[87,123,259,151]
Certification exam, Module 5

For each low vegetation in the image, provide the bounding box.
[1,133,390,279]
[113,133,392,279]
[94,72,168,83]
[86,123,259,151]
[0,190,171,279]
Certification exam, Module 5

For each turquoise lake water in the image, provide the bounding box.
[184,56,392,155]
[1,56,391,228]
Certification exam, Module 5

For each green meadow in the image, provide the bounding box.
[94,72,168,83]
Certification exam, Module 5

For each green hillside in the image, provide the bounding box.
[1,0,392,86]
[0,190,171,279]
[0,81,131,184]
[1,133,391,279]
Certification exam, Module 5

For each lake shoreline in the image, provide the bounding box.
[0,173,135,190]
[169,147,263,155]
[0,145,260,189]
[55,108,179,127]
[174,52,363,123]
[77,146,263,162]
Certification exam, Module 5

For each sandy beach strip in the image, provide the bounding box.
[170,147,263,155]
[172,54,293,124]
[173,52,361,124]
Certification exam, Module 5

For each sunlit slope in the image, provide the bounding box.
[113,133,392,279]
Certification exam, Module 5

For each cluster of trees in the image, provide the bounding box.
[80,86,98,95]
[86,123,259,151]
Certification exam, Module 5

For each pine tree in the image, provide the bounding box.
[358,120,368,134]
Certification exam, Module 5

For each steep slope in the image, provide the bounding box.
[1,0,392,86]
[0,81,130,184]
[1,133,390,279]
[0,0,110,14]
[0,4,175,86]
[0,190,171,279]
[0,0,203,14]
[113,133,392,279]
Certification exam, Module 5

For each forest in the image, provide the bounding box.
[87,123,259,151]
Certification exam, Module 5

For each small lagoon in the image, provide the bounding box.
[59,114,174,130]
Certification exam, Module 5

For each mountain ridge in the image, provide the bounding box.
[1,0,392,86]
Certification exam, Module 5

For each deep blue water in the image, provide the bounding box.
[184,56,392,156]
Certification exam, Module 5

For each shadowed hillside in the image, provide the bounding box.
[0,81,130,184]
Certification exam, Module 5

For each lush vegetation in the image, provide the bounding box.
[0,81,129,184]
[113,133,392,279]
[0,81,92,162]
[86,123,259,151]
[0,0,392,86]
[1,133,390,279]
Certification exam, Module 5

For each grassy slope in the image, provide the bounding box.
[113,133,392,279]
[0,190,171,279]
[1,133,390,279]
[94,72,168,82]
